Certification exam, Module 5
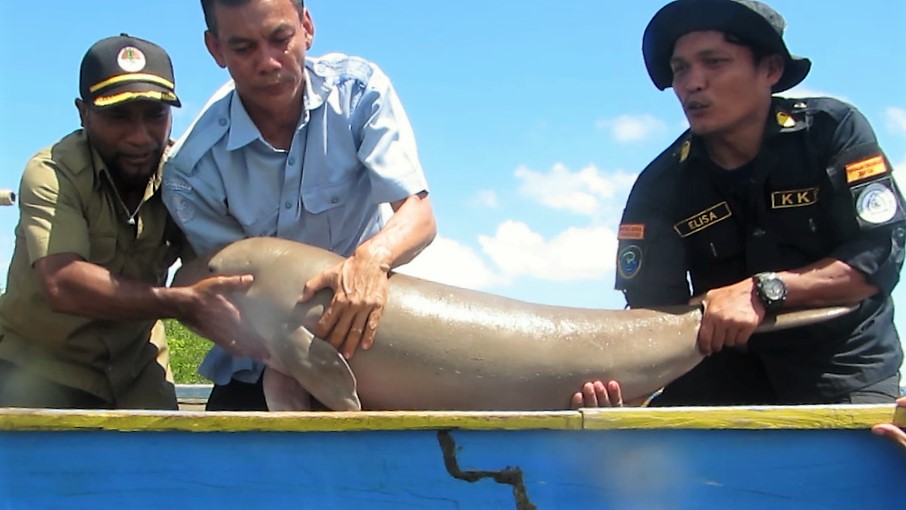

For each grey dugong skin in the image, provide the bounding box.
[185,237,850,411]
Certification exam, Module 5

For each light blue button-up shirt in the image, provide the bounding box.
[162,53,429,385]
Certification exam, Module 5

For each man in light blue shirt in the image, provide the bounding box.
[163,0,436,410]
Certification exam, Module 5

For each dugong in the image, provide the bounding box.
[176,237,852,411]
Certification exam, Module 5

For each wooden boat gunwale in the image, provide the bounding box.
[0,403,900,433]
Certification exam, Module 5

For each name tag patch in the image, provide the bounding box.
[674,202,732,238]
[771,187,819,209]
[618,223,645,240]
[846,155,888,184]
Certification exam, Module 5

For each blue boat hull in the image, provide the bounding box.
[1,406,903,509]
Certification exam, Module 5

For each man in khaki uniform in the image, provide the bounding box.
[0,34,267,409]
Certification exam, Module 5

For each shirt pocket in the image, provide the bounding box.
[682,220,743,273]
[767,206,827,260]
[300,174,362,248]
[88,234,117,266]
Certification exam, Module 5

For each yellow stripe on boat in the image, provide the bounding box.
[0,404,898,433]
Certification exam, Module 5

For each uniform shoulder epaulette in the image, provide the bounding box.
[166,83,234,174]
[631,131,691,189]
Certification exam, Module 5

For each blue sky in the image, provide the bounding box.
[1,1,905,374]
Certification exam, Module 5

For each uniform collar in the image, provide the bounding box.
[677,96,808,167]
[226,62,331,151]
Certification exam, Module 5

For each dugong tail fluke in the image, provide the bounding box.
[178,237,855,411]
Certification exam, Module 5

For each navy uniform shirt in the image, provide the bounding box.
[615,97,905,403]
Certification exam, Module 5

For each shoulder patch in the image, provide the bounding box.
[618,223,645,240]
[855,181,899,225]
[845,155,888,184]
[169,193,197,225]
[617,245,643,280]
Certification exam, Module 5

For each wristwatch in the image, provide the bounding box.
[753,272,787,311]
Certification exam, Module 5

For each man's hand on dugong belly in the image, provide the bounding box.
[571,380,624,409]
[299,252,390,360]
[176,274,271,361]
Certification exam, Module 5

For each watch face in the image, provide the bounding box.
[762,278,785,300]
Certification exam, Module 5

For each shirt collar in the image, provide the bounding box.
[680,97,807,166]
[226,63,331,151]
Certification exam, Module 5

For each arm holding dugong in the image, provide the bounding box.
[298,192,436,360]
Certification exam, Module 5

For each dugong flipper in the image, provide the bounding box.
[264,325,361,411]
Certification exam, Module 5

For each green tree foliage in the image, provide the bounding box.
[163,319,210,384]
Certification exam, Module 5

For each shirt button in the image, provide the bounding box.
[106,365,114,373]
[330,196,339,204]
[752,228,766,238]
[284,201,293,209]
[219,118,228,126]
[288,157,296,165]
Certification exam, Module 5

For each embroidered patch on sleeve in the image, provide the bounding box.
[845,155,887,184]
[618,223,646,240]
[673,202,732,238]
[856,182,898,224]
[617,245,643,280]
[770,187,819,209]
[172,195,196,224]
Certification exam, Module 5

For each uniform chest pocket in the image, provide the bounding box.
[88,234,117,266]
[300,174,364,247]
[301,175,360,214]
[767,207,827,259]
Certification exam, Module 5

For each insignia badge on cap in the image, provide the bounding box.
[117,46,147,73]
[617,245,643,280]
[856,182,898,224]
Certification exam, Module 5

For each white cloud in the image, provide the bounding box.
[478,220,617,282]
[514,163,637,217]
[394,236,503,290]
[781,86,850,104]
[597,114,667,143]
[887,107,906,135]
[470,189,499,208]
[893,156,906,187]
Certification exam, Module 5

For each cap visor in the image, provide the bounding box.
[92,83,181,108]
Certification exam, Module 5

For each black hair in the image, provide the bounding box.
[723,32,774,65]
[201,0,305,34]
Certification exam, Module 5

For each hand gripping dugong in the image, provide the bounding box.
[177,237,853,411]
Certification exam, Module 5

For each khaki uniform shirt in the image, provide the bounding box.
[0,129,183,408]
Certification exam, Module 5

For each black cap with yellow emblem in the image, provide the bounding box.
[79,33,181,108]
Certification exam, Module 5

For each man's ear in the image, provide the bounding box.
[204,30,228,69]
[764,54,785,89]
[75,99,88,128]
[302,7,315,50]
